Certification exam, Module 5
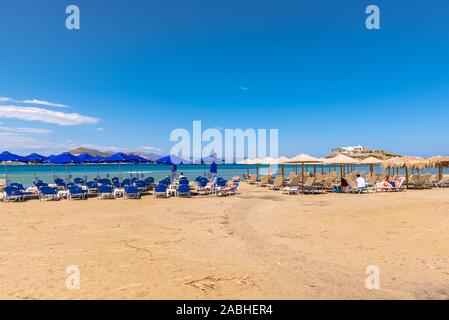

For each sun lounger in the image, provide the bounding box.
[256,175,271,187]
[341,177,372,194]
[98,178,112,186]
[85,181,99,194]
[124,185,140,199]
[54,177,67,189]
[247,174,258,184]
[437,175,449,188]
[281,176,301,195]
[216,182,239,197]
[376,177,406,192]
[302,177,326,194]
[268,175,284,190]
[134,180,147,192]
[98,185,115,199]
[154,183,168,198]
[67,185,85,200]
[121,179,132,188]
[177,184,192,198]
[74,177,85,185]
[39,186,59,201]
[408,174,432,189]
[3,186,25,202]
[9,183,34,199]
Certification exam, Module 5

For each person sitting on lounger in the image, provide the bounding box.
[179,172,186,179]
[355,174,366,189]
[386,175,396,187]
[204,177,214,191]
[376,175,395,190]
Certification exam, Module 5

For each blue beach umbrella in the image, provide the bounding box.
[104,153,139,179]
[24,153,47,163]
[156,155,190,182]
[0,151,28,183]
[126,154,152,178]
[45,152,80,180]
[75,153,99,179]
[76,153,97,163]
[210,162,218,174]
[24,153,47,181]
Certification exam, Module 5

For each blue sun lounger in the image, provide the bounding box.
[98,185,114,199]
[99,178,112,186]
[154,183,168,198]
[67,185,85,200]
[74,177,85,185]
[39,186,59,201]
[3,186,25,202]
[54,177,67,189]
[9,183,34,199]
[177,184,191,198]
[124,185,140,199]
[86,181,99,194]
[134,180,147,192]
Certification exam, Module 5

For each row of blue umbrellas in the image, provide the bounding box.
[0,151,151,164]
[1,151,219,182]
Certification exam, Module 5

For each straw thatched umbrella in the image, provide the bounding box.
[246,158,263,180]
[286,154,322,185]
[359,156,384,177]
[260,157,277,176]
[323,154,359,180]
[382,156,431,187]
[428,156,449,180]
[276,156,290,178]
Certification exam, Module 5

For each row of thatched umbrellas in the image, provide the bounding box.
[238,154,449,187]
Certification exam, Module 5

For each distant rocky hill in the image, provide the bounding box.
[69,147,112,157]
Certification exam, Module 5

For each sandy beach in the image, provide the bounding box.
[1,184,448,300]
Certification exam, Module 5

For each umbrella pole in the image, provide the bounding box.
[405,166,409,187]
[313,165,316,176]
[370,164,373,177]
[281,164,285,178]
[321,164,324,175]
[256,164,259,180]
[295,164,297,175]
[301,163,305,192]
[439,164,442,181]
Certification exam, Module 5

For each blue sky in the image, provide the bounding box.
[0,0,448,157]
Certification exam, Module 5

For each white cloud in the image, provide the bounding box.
[0,96,69,108]
[239,86,249,90]
[0,126,52,135]
[0,97,13,102]
[22,99,69,108]
[95,127,104,131]
[0,105,99,126]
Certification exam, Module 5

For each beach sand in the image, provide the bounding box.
[1,184,448,300]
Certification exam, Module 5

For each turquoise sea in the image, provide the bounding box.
[1,163,442,186]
